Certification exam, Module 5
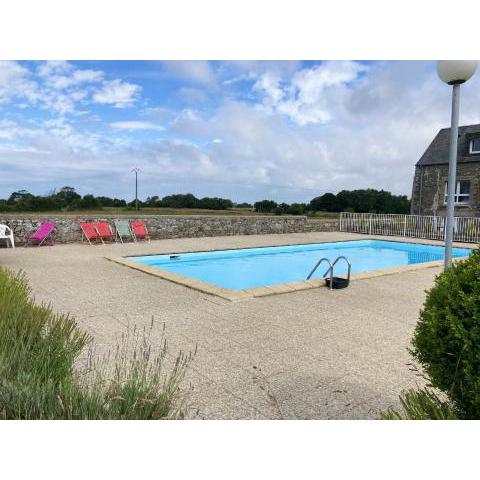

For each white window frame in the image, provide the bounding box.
[444,180,470,205]
[469,138,480,154]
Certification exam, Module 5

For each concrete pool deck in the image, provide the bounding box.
[0,231,472,419]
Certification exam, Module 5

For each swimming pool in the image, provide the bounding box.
[128,240,471,291]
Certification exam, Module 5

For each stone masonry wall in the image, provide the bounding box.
[0,214,339,245]
[411,163,480,217]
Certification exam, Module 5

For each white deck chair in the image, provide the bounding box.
[0,224,15,248]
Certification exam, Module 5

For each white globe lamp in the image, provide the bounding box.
[437,60,477,85]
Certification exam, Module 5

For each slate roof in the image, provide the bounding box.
[416,124,480,166]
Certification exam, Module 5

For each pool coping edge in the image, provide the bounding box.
[104,252,469,302]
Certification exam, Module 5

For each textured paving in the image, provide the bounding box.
[0,232,450,419]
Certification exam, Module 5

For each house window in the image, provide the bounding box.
[470,138,480,154]
[444,180,470,204]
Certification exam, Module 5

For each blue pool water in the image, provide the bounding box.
[129,240,471,291]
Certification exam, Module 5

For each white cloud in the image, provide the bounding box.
[4,61,480,203]
[0,61,140,115]
[0,119,41,140]
[255,61,368,125]
[45,68,104,90]
[162,61,480,199]
[37,60,73,78]
[110,121,164,131]
[0,61,40,104]
[253,72,284,106]
[162,61,217,87]
[93,79,141,107]
[221,61,302,82]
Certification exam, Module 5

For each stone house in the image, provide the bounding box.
[411,124,480,217]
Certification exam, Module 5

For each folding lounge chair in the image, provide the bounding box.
[114,219,135,243]
[0,224,15,248]
[94,222,116,244]
[80,222,100,245]
[25,222,56,246]
[130,221,150,242]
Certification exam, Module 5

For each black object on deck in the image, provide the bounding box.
[325,276,350,289]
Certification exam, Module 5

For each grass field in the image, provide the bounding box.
[1,207,340,218]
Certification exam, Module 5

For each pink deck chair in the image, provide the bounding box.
[94,222,116,244]
[80,222,100,245]
[130,221,150,242]
[26,222,56,246]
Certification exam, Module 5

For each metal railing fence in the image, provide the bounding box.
[339,212,480,243]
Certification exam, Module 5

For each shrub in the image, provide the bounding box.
[411,248,480,419]
[287,203,307,215]
[381,388,458,420]
[0,268,192,419]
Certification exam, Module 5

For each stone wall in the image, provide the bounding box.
[0,214,339,245]
[411,163,480,217]
[303,218,339,232]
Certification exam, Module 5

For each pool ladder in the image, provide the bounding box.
[306,256,351,290]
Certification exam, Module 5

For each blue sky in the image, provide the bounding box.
[1,60,480,203]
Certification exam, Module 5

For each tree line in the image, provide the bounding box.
[0,188,241,212]
[254,189,410,215]
[0,187,127,212]
[0,186,410,214]
[143,193,235,210]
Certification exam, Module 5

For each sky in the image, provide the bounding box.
[1,60,480,204]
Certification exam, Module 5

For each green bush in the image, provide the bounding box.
[381,388,458,420]
[0,268,192,419]
[411,248,480,419]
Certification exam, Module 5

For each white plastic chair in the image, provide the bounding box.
[0,224,15,248]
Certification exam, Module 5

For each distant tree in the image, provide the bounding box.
[0,186,410,214]
[335,190,351,211]
[95,196,127,208]
[55,186,81,207]
[7,190,32,205]
[0,199,10,212]
[309,189,410,214]
[391,194,410,214]
[127,199,145,209]
[159,193,198,209]
[254,200,278,213]
[77,194,101,210]
[198,197,233,210]
[145,196,160,207]
[154,193,233,210]
[287,203,307,215]
[235,202,253,209]
[273,203,289,215]
[112,198,127,207]
[309,193,338,212]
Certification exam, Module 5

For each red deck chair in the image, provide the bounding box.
[130,221,150,242]
[94,222,116,244]
[80,222,100,245]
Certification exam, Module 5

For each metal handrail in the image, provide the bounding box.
[306,257,333,281]
[323,256,351,284]
[307,255,351,290]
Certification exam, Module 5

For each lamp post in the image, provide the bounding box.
[437,60,477,268]
[132,168,140,211]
